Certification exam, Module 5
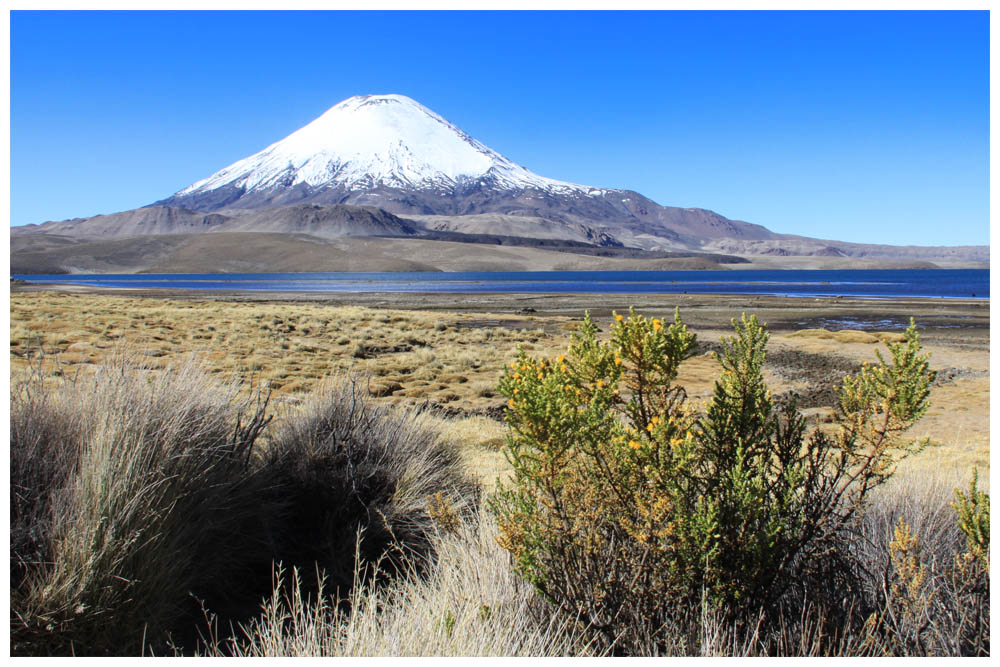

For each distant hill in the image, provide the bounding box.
[11,204,418,240]
[9,232,765,275]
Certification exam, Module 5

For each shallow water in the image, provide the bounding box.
[13,269,989,299]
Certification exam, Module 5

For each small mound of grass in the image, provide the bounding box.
[787,328,880,344]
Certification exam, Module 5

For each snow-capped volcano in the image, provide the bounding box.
[157,94,779,247]
[172,94,602,201]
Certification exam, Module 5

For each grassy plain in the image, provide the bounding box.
[9,286,990,656]
[9,288,989,486]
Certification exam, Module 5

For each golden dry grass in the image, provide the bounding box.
[768,330,989,481]
[787,328,907,344]
[10,292,988,485]
[10,293,561,408]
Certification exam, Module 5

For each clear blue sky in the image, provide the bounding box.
[10,10,989,246]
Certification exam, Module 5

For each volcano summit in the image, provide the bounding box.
[164,94,604,206]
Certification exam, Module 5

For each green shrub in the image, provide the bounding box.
[953,469,989,568]
[947,471,990,655]
[490,309,936,654]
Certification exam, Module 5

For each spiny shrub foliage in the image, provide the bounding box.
[953,469,990,569]
[10,357,469,656]
[491,308,936,654]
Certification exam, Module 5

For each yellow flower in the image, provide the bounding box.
[651,416,660,425]
[537,373,544,380]
[508,399,516,408]
[564,384,572,392]
[510,361,517,369]
[596,379,605,388]
[557,354,566,363]
[513,388,519,395]
[658,522,676,539]
[614,313,624,322]
[628,440,641,450]
[646,423,654,432]
[614,356,623,366]
[513,372,520,379]
[560,364,568,372]
[652,319,662,332]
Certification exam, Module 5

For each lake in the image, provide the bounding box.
[12,269,988,299]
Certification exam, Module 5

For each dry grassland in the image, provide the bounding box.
[10,291,988,485]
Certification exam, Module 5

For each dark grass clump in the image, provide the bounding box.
[10,356,472,656]
[260,377,476,602]
[10,365,85,591]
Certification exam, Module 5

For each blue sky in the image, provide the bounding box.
[10,10,989,246]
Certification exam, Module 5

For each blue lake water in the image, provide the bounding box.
[13,269,988,299]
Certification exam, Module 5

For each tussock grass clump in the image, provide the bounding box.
[261,378,475,596]
[10,355,472,656]
[11,354,274,655]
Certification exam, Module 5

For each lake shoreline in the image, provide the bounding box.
[11,280,988,337]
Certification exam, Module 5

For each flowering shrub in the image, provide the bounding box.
[490,308,936,654]
[953,469,989,569]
